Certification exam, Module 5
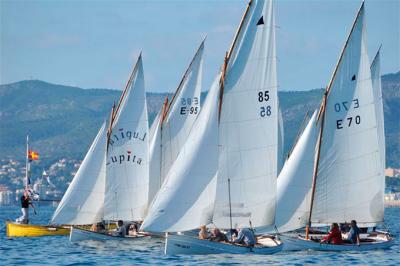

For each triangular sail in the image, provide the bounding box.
[273,111,319,233]
[213,0,278,229]
[370,48,385,222]
[104,55,150,221]
[148,98,168,206]
[311,4,383,226]
[52,122,107,225]
[141,74,221,233]
[159,41,204,188]
[277,107,284,174]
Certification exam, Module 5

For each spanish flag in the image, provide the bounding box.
[28,150,40,161]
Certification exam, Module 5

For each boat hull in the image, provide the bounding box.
[6,222,70,237]
[280,233,395,251]
[165,234,283,255]
[69,227,150,242]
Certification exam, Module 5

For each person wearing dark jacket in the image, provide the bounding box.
[16,191,36,224]
[209,228,227,242]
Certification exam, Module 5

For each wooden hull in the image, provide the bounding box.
[165,234,283,255]
[69,227,150,242]
[6,222,70,237]
[280,233,395,251]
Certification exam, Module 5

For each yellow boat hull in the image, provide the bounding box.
[6,222,70,237]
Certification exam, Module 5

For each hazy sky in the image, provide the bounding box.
[1,0,399,92]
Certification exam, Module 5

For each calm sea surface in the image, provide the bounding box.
[1,206,399,265]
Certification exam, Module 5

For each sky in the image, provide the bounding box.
[1,0,399,92]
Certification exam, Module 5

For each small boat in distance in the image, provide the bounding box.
[6,136,70,237]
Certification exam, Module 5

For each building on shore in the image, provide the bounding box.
[0,185,14,205]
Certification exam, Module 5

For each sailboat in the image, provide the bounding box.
[6,137,71,237]
[141,0,283,255]
[52,54,152,242]
[57,42,205,241]
[273,2,394,251]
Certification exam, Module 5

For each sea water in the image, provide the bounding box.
[1,206,399,265]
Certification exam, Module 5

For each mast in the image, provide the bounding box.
[106,102,115,150]
[25,135,29,189]
[107,53,142,148]
[218,0,253,122]
[317,1,365,119]
[228,178,233,241]
[306,2,365,239]
[159,96,169,188]
[163,38,205,123]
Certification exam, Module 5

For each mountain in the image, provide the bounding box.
[0,72,399,169]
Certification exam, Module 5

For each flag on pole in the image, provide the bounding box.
[28,150,40,161]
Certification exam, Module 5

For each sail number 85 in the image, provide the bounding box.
[258,90,272,117]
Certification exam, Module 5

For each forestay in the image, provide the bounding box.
[104,55,150,221]
[141,74,220,233]
[311,6,383,226]
[213,0,279,229]
[160,41,204,190]
[52,122,107,225]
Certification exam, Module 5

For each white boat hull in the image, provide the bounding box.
[165,234,283,255]
[69,227,149,242]
[280,233,394,251]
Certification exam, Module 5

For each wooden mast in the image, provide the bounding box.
[159,96,169,188]
[306,2,365,239]
[106,53,142,148]
[218,0,253,122]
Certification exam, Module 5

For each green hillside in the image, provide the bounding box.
[0,72,399,168]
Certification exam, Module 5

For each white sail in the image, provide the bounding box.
[104,55,150,221]
[148,107,163,207]
[277,107,284,174]
[370,48,385,222]
[52,122,107,225]
[160,41,204,188]
[273,111,319,233]
[141,74,220,233]
[213,0,278,229]
[311,5,383,226]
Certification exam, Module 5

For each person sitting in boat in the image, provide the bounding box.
[16,191,36,224]
[340,223,350,233]
[112,220,126,237]
[128,223,139,236]
[91,222,106,233]
[233,227,256,247]
[198,225,210,240]
[320,223,343,245]
[209,228,228,242]
[346,220,361,245]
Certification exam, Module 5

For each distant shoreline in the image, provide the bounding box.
[385,200,400,207]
